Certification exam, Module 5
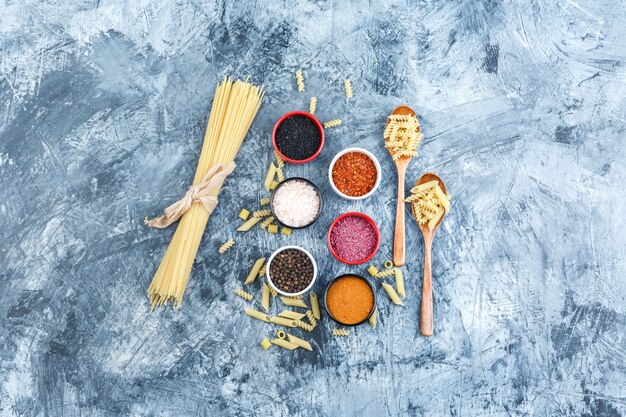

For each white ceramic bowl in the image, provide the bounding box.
[266,245,318,297]
[328,147,382,200]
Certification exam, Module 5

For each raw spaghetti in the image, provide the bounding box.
[147,78,264,309]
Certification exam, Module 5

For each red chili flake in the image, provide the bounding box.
[330,216,377,263]
[331,152,377,197]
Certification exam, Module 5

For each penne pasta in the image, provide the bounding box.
[261,282,271,312]
[270,316,298,327]
[382,283,404,305]
[287,333,313,351]
[244,258,266,285]
[309,292,321,320]
[276,330,286,340]
[264,162,277,191]
[369,307,378,328]
[280,297,307,308]
[237,216,262,231]
[395,269,405,297]
[271,338,298,350]
[245,307,271,322]
[277,310,306,320]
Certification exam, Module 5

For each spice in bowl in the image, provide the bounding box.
[330,150,379,198]
[273,113,324,163]
[328,213,380,264]
[325,275,375,325]
[268,247,315,294]
[271,178,322,228]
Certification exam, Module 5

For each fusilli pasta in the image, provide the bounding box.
[323,119,342,129]
[309,97,317,114]
[332,329,350,336]
[234,288,253,301]
[384,113,423,161]
[218,238,235,254]
[343,79,353,99]
[295,70,305,92]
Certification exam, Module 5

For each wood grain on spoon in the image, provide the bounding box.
[386,105,420,267]
[411,173,447,337]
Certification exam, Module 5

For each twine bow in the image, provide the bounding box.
[145,161,236,229]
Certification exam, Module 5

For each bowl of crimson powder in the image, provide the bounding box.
[327,212,380,265]
[329,147,381,200]
[272,111,325,164]
[267,245,317,296]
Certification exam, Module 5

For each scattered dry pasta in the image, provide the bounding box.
[280,297,307,308]
[274,151,285,169]
[234,288,253,301]
[276,330,286,340]
[278,310,306,320]
[405,180,450,230]
[264,163,277,191]
[367,265,379,276]
[309,97,317,114]
[344,79,353,99]
[281,227,292,236]
[384,260,393,269]
[310,292,321,320]
[384,113,423,160]
[323,119,342,129]
[332,329,350,336]
[218,238,235,254]
[287,333,313,351]
[395,269,405,297]
[369,307,378,328]
[245,307,271,322]
[381,283,403,305]
[261,282,271,312]
[237,216,262,231]
[244,258,265,284]
[375,268,396,279]
[258,263,267,277]
[253,209,271,218]
[271,338,298,350]
[270,316,298,327]
[260,216,275,229]
[297,320,314,332]
[260,196,270,206]
[306,310,317,327]
[267,224,279,234]
[260,338,272,349]
[276,167,285,182]
[239,209,250,220]
[295,70,305,92]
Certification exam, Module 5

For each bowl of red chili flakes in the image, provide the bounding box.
[328,147,381,200]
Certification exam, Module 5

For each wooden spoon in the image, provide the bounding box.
[411,173,447,337]
[386,105,420,267]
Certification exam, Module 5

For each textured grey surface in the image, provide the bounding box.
[1,1,626,416]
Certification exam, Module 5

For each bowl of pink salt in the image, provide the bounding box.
[327,212,380,265]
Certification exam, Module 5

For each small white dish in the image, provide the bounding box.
[266,245,318,297]
[328,147,382,200]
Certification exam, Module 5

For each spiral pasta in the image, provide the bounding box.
[260,216,275,229]
[323,119,342,129]
[297,320,314,332]
[306,310,317,327]
[384,113,423,161]
[253,209,271,218]
[375,268,396,279]
[218,239,235,254]
[309,97,317,114]
[274,151,285,169]
[260,196,270,206]
[234,288,253,301]
[276,167,285,182]
[295,70,305,92]
[343,79,353,99]
[332,329,350,336]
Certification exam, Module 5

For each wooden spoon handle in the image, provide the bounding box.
[420,235,434,336]
[393,167,406,266]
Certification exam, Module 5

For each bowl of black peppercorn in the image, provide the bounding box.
[266,245,318,296]
[272,111,325,164]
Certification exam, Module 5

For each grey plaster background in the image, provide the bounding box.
[1,0,626,416]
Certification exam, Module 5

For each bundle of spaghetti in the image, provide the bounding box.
[148,78,264,309]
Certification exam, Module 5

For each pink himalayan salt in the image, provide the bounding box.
[329,216,377,262]
[272,179,320,227]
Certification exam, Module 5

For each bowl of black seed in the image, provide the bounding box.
[266,245,317,296]
[272,111,325,164]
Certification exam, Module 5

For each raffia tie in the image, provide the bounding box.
[144,162,236,229]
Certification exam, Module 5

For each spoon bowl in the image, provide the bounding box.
[411,172,448,337]
[386,105,421,267]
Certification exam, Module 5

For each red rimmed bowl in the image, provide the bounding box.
[272,111,325,164]
[327,212,380,265]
